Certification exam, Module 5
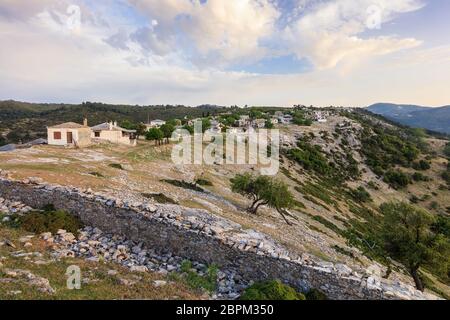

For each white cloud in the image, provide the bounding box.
[283,0,425,68]
[127,0,280,66]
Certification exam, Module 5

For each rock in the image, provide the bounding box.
[130,265,148,273]
[5,239,16,248]
[153,280,167,287]
[41,232,52,240]
[107,270,118,276]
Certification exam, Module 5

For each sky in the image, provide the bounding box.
[0,0,449,107]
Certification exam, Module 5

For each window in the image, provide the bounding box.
[53,131,61,140]
[95,131,100,137]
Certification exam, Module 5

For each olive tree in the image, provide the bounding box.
[380,202,450,291]
[230,173,295,225]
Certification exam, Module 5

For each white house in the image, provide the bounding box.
[91,121,137,146]
[314,111,327,123]
[279,114,293,124]
[47,119,91,147]
[236,115,251,127]
[252,119,266,129]
[270,117,279,124]
[145,119,166,129]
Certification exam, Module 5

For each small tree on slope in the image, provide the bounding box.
[230,173,295,225]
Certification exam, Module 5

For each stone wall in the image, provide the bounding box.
[0,176,439,300]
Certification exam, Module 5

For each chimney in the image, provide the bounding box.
[113,121,117,127]
[83,118,88,126]
[109,121,113,130]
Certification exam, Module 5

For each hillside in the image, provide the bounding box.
[0,100,227,146]
[0,106,449,299]
[367,103,450,134]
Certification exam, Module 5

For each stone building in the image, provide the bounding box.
[47,119,91,147]
[91,121,137,146]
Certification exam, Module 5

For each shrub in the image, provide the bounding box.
[109,163,124,170]
[20,210,82,236]
[288,141,332,175]
[141,193,177,204]
[412,172,430,182]
[88,171,105,178]
[305,289,328,300]
[412,160,431,171]
[444,143,450,158]
[162,179,204,192]
[350,186,372,202]
[195,178,213,186]
[383,170,411,189]
[240,280,305,300]
[179,260,218,293]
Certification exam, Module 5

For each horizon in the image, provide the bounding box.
[0,1,449,107]
[1,99,449,109]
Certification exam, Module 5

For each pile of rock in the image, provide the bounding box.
[0,197,34,215]
[3,268,55,294]
[44,227,246,299]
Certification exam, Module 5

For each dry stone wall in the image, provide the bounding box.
[0,173,439,300]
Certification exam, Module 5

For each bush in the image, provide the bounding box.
[240,280,305,300]
[383,170,411,189]
[141,193,177,204]
[412,172,430,182]
[444,143,450,158]
[179,260,218,293]
[20,210,82,236]
[161,179,204,192]
[412,160,431,171]
[288,141,332,175]
[109,163,124,170]
[305,289,328,300]
[350,186,372,202]
[195,178,213,186]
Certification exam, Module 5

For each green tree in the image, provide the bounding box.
[380,202,450,291]
[146,128,163,145]
[201,118,211,133]
[230,174,295,225]
[135,123,148,138]
[160,123,175,144]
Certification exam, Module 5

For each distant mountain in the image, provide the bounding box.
[367,103,450,134]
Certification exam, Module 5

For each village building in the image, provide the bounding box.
[236,115,251,127]
[278,114,293,124]
[274,111,284,118]
[91,121,137,146]
[314,111,328,123]
[145,119,166,129]
[252,119,266,129]
[270,117,279,124]
[47,119,91,147]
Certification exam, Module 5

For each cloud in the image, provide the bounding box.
[127,0,280,66]
[282,0,425,68]
[0,0,448,108]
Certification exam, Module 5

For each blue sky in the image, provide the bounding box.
[0,0,449,107]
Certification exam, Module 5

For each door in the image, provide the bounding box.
[67,132,73,144]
